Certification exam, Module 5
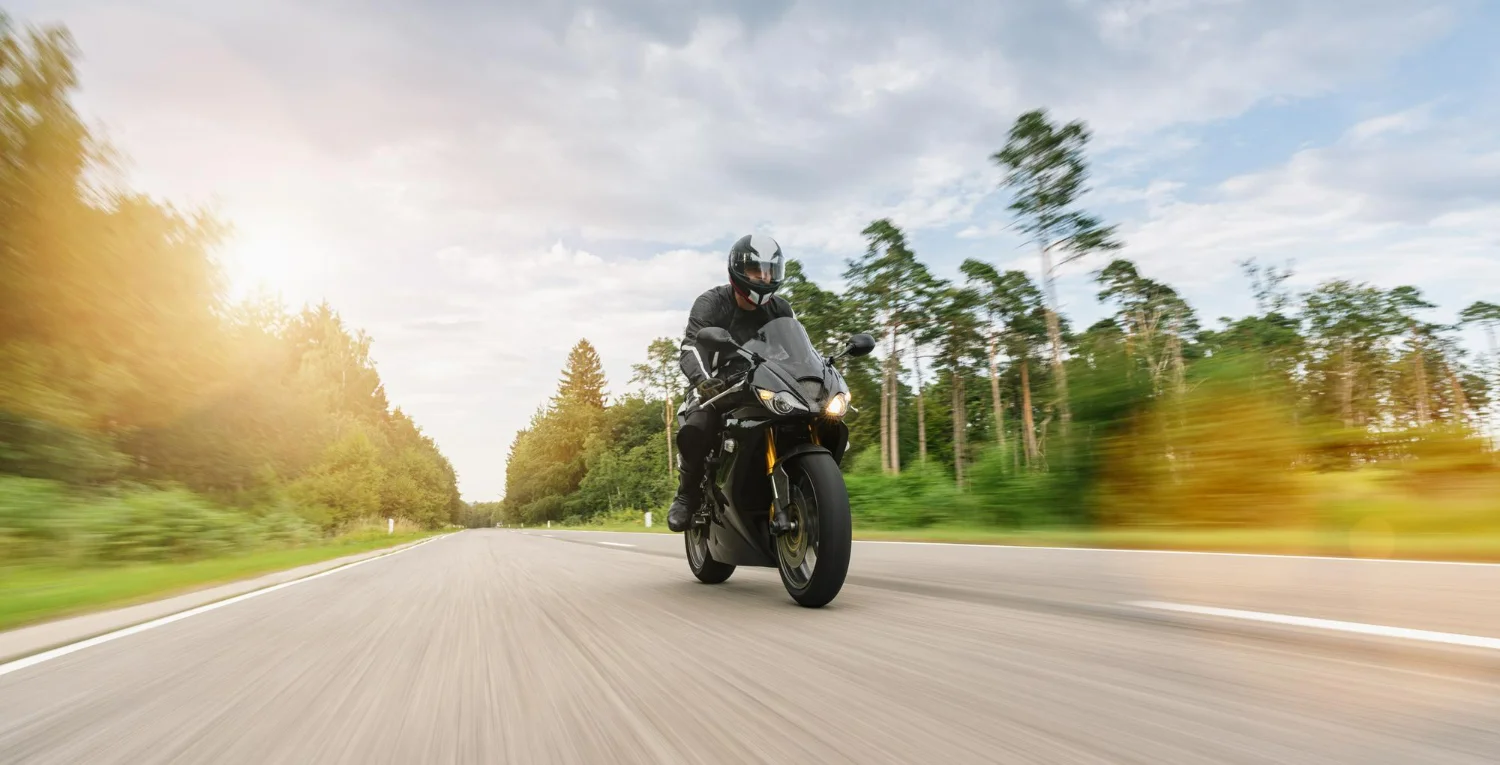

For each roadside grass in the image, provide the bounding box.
[0,530,439,632]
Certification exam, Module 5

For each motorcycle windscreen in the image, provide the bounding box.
[742,317,825,380]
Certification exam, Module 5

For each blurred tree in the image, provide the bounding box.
[847,219,927,474]
[959,260,1009,456]
[971,268,1049,465]
[1460,301,1500,442]
[1388,286,1438,427]
[921,286,985,485]
[992,108,1121,435]
[1094,258,1200,397]
[1301,280,1399,430]
[630,337,681,478]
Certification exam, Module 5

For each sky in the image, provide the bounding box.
[12,0,1500,501]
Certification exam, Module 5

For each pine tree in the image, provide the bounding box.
[992,108,1121,436]
[556,339,608,409]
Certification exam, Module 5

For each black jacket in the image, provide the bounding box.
[679,284,795,387]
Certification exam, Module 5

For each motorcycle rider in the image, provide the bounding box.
[667,234,794,532]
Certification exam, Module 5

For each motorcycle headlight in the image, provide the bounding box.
[824,392,850,418]
[756,387,806,415]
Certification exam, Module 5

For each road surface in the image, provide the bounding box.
[3,529,1500,764]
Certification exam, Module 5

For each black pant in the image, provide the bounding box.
[675,409,720,483]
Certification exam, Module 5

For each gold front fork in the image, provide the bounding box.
[766,429,777,521]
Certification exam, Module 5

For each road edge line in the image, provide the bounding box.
[0,533,453,677]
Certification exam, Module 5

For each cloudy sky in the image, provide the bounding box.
[14,0,1500,500]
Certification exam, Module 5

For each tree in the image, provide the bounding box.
[1202,260,1306,394]
[1460,301,1500,443]
[922,286,985,485]
[556,339,608,409]
[992,108,1121,436]
[960,260,1007,457]
[965,266,1050,466]
[1095,259,1199,397]
[1387,286,1438,427]
[630,337,681,478]
[1301,280,1399,430]
[909,271,946,462]
[846,219,927,474]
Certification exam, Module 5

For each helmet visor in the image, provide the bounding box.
[732,250,784,287]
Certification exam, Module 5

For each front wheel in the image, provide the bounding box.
[775,453,852,608]
[685,519,735,584]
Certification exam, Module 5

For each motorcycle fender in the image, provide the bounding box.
[772,442,831,473]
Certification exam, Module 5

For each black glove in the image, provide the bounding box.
[695,378,727,398]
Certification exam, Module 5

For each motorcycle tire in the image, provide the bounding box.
[775,452,852,608]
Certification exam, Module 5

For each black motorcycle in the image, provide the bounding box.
[677,317,875,607]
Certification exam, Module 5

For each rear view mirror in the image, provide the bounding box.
[696,327,739,353]
[845,334,876,358]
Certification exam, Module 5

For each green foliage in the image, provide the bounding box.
[0,411,127,483]
[846,460,963,528]
[0,476,321,565]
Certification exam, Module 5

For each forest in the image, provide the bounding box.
[492,112,1500,536]
[0,17,462,569]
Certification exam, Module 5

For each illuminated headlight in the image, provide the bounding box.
[824,392,850,418]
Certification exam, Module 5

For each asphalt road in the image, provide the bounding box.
[4,529,1500,764]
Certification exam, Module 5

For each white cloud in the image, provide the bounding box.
[1345,105,1436,144]
[1110,111,1500,316]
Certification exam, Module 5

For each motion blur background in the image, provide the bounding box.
[2,0,1499,629]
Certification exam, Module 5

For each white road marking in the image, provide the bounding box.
[598,542,636,548]
[0,535,448,678]
[1129,601,1500,651]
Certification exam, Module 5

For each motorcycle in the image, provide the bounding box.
[677,317,876,607]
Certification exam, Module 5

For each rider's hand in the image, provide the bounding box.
[696,378,727,398]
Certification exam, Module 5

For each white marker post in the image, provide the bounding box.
[547,520,552,529]
[387,518,394,535]
[644,512,653,528]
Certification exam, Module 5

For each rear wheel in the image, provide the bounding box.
[775,453,852,608]
[685,517,735,584]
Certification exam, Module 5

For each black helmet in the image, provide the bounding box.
[727,234,784,307]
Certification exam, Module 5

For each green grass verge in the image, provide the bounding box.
[0,530,439,633]
[549,522,1500,562]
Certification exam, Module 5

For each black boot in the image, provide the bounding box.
[667,470,704,532]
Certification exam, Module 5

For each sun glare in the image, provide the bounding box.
[219,222,332,304]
